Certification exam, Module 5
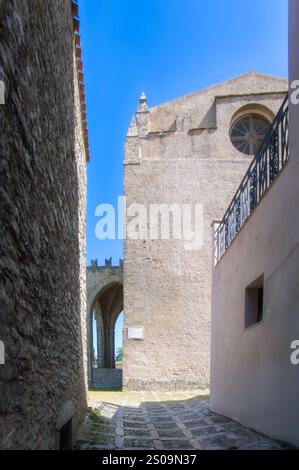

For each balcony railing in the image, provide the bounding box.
[214,95,289,264]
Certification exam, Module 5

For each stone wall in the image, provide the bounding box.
[0,0,87,449]
[92,369,123,390]
[123,72,288,391]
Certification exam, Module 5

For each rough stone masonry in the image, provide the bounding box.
[0,0,88,449]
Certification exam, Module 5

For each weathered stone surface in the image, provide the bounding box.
[0,0,87,449]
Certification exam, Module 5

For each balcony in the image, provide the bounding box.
[214,95,289,264]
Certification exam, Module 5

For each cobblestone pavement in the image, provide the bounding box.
[75,390,293,450]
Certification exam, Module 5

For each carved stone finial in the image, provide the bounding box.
[140,91,146,104]
[136,91,148,113]
[105,257,112,268]
[135,91,149,137]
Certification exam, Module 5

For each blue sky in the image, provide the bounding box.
[80,0,288,351]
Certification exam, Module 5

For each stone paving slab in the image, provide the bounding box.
[157,428,186,437]
[123,421,148,429]
[75,390,294,450]
[181,418,212,427]
[124,429,151,438]
[123,438,156,448]
[191,426,221,438]
[159,439,195,450]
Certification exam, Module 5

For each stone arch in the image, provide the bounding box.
[86,259,123,388]
[230,103,275,127]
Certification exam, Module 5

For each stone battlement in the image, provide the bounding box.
[87,257,123,271]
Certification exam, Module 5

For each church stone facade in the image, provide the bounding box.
[123,72,288,391]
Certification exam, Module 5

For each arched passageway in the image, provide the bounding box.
[87,259,123,389]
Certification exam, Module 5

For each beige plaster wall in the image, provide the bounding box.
[210,4,299,446]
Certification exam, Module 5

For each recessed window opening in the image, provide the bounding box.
[245,275,264,328]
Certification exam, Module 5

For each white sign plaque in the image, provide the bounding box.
[127,327,143,340]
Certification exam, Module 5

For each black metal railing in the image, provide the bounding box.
[214,95,289,263]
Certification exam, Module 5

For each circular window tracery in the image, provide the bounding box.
[230,114,271,156]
